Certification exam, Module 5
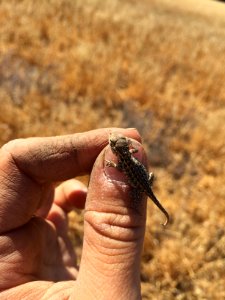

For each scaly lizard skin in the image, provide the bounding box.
[106,133,169,226]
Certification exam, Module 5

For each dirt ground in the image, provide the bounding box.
[0,0,225,299]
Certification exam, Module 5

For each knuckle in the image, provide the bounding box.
[84,210,143,243]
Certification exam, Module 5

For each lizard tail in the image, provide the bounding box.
[148,189,170,226]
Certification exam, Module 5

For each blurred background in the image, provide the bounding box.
[0,0,225,299]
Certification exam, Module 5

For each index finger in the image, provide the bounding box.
[1,128,140,183]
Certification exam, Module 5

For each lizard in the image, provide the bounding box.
[105,132,169,226]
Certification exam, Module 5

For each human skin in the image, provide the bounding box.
[0,128,147,300]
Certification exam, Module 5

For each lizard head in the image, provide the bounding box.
[108,133,131,156]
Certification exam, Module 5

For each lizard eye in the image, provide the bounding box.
[109,139,117,148]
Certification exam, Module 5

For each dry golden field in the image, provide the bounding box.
[0,0,225,299]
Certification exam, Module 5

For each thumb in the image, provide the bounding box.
[75,136,147,300]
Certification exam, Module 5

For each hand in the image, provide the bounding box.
[0,128,147,300]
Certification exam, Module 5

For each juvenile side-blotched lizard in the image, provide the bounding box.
[106,133,169,226]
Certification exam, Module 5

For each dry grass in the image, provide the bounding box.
[1,0,225,299]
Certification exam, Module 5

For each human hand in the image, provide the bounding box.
[0,128,147,300]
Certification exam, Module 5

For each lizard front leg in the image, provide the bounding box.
[129,148,138,154]
[105,160,123,171]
